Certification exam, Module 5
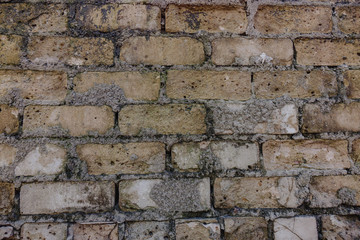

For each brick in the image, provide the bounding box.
[353,139,360,165]
[73,71,160,101]
[214,177,303,208]
[167,70,251,100]
[302,103,360,133]
[125,221,170,240]
[224,217,267,240]
[254,70,337,99]
[0,70,67,102]
[77,142,165,175]
[119,178,210,211]
[0,226,13,239]
[0,105,19,134]
[72,223,118,240]
[0,144,16,168]
[295,39,360,66]
[310,175,360,208]
[0,35,22,65]
[172,141,258,172]
[274,217,317,240]
[20,181,115,214]
[211,102,298,135]
[176,219,220,240]
[23,105,114,137]
[337,7,360,34]
[263,140,351,171]
[212,38,293,65]
[21,223,67,240]
[28,36,114,66]
[322,215,360,239]
[15,144,67,176]
[344,70,360,99]
[324,178,360,208]
[118,104,206,135]
[0,4,67,33]
[120,36,205,65]
[254,5,332,34]
[0,183,14,214]
[166,5,247,33]
[76,4,160,32]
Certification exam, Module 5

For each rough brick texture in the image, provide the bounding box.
[2,1,360,238]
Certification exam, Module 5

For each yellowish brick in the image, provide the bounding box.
[302,103,360,133]
[28,36,114,66]
[0,105,19,134]
[254,70,337,99]
[344,70,360,99]
[263,140,351,171]
[254,5,332,34]
[0,70,67,102]
[118,104,206,135]
[120,36,205,65]
[337,7,360,34]
[0,183,14,215]
[73,72,160,101]
[212,38,293,65]
[77,142,165,175]
[295,39,360,66]
[76,4,161,31]
[0,35,22,65]
[167,70,251,100]
[23,106,114,136]
[166,5,247,33]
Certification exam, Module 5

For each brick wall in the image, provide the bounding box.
[0,0,360,239]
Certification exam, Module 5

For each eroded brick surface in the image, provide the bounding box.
[224,217,268,240]
[0,183,14,215]
[176,219,220,240]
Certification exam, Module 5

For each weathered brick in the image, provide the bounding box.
[212,38,293,65]
[322,215,360,239]
[0,183,14,215]
[76,4,160,32]
[263,140,351,171]
[176,219,220,240]
[0,144,16,168]
[118,104,206,135]
[28,36,114,66]
[0,4,67,33]
[77,142,165,175]
[125,221,170,240]
[254,5,332,34]
[0,226,13,239]
[120,36,205,65]
[0,70,67,102]
[23,105,114,137]
[166,5,247,33]
[295,39,360,66]
[274,217,318,240]
[211,102,298,135]
[119,178,210,211]
[15,144,67,176]
[167,70,251,100]
[337,7,360,34]
[224,217,267,240]
[0,35,22,65]
[73,71,160,101]
[344,70,360,99]
[172,141,259,172]
[72,223,118,240]
[21,223,67,240]
[310,175,360,208]
[302,103,360,133]
[20,181,115,214]
[352,139,360,165]
[214,177,303,208]
[254,70,337,99]
[0,105,19,134]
